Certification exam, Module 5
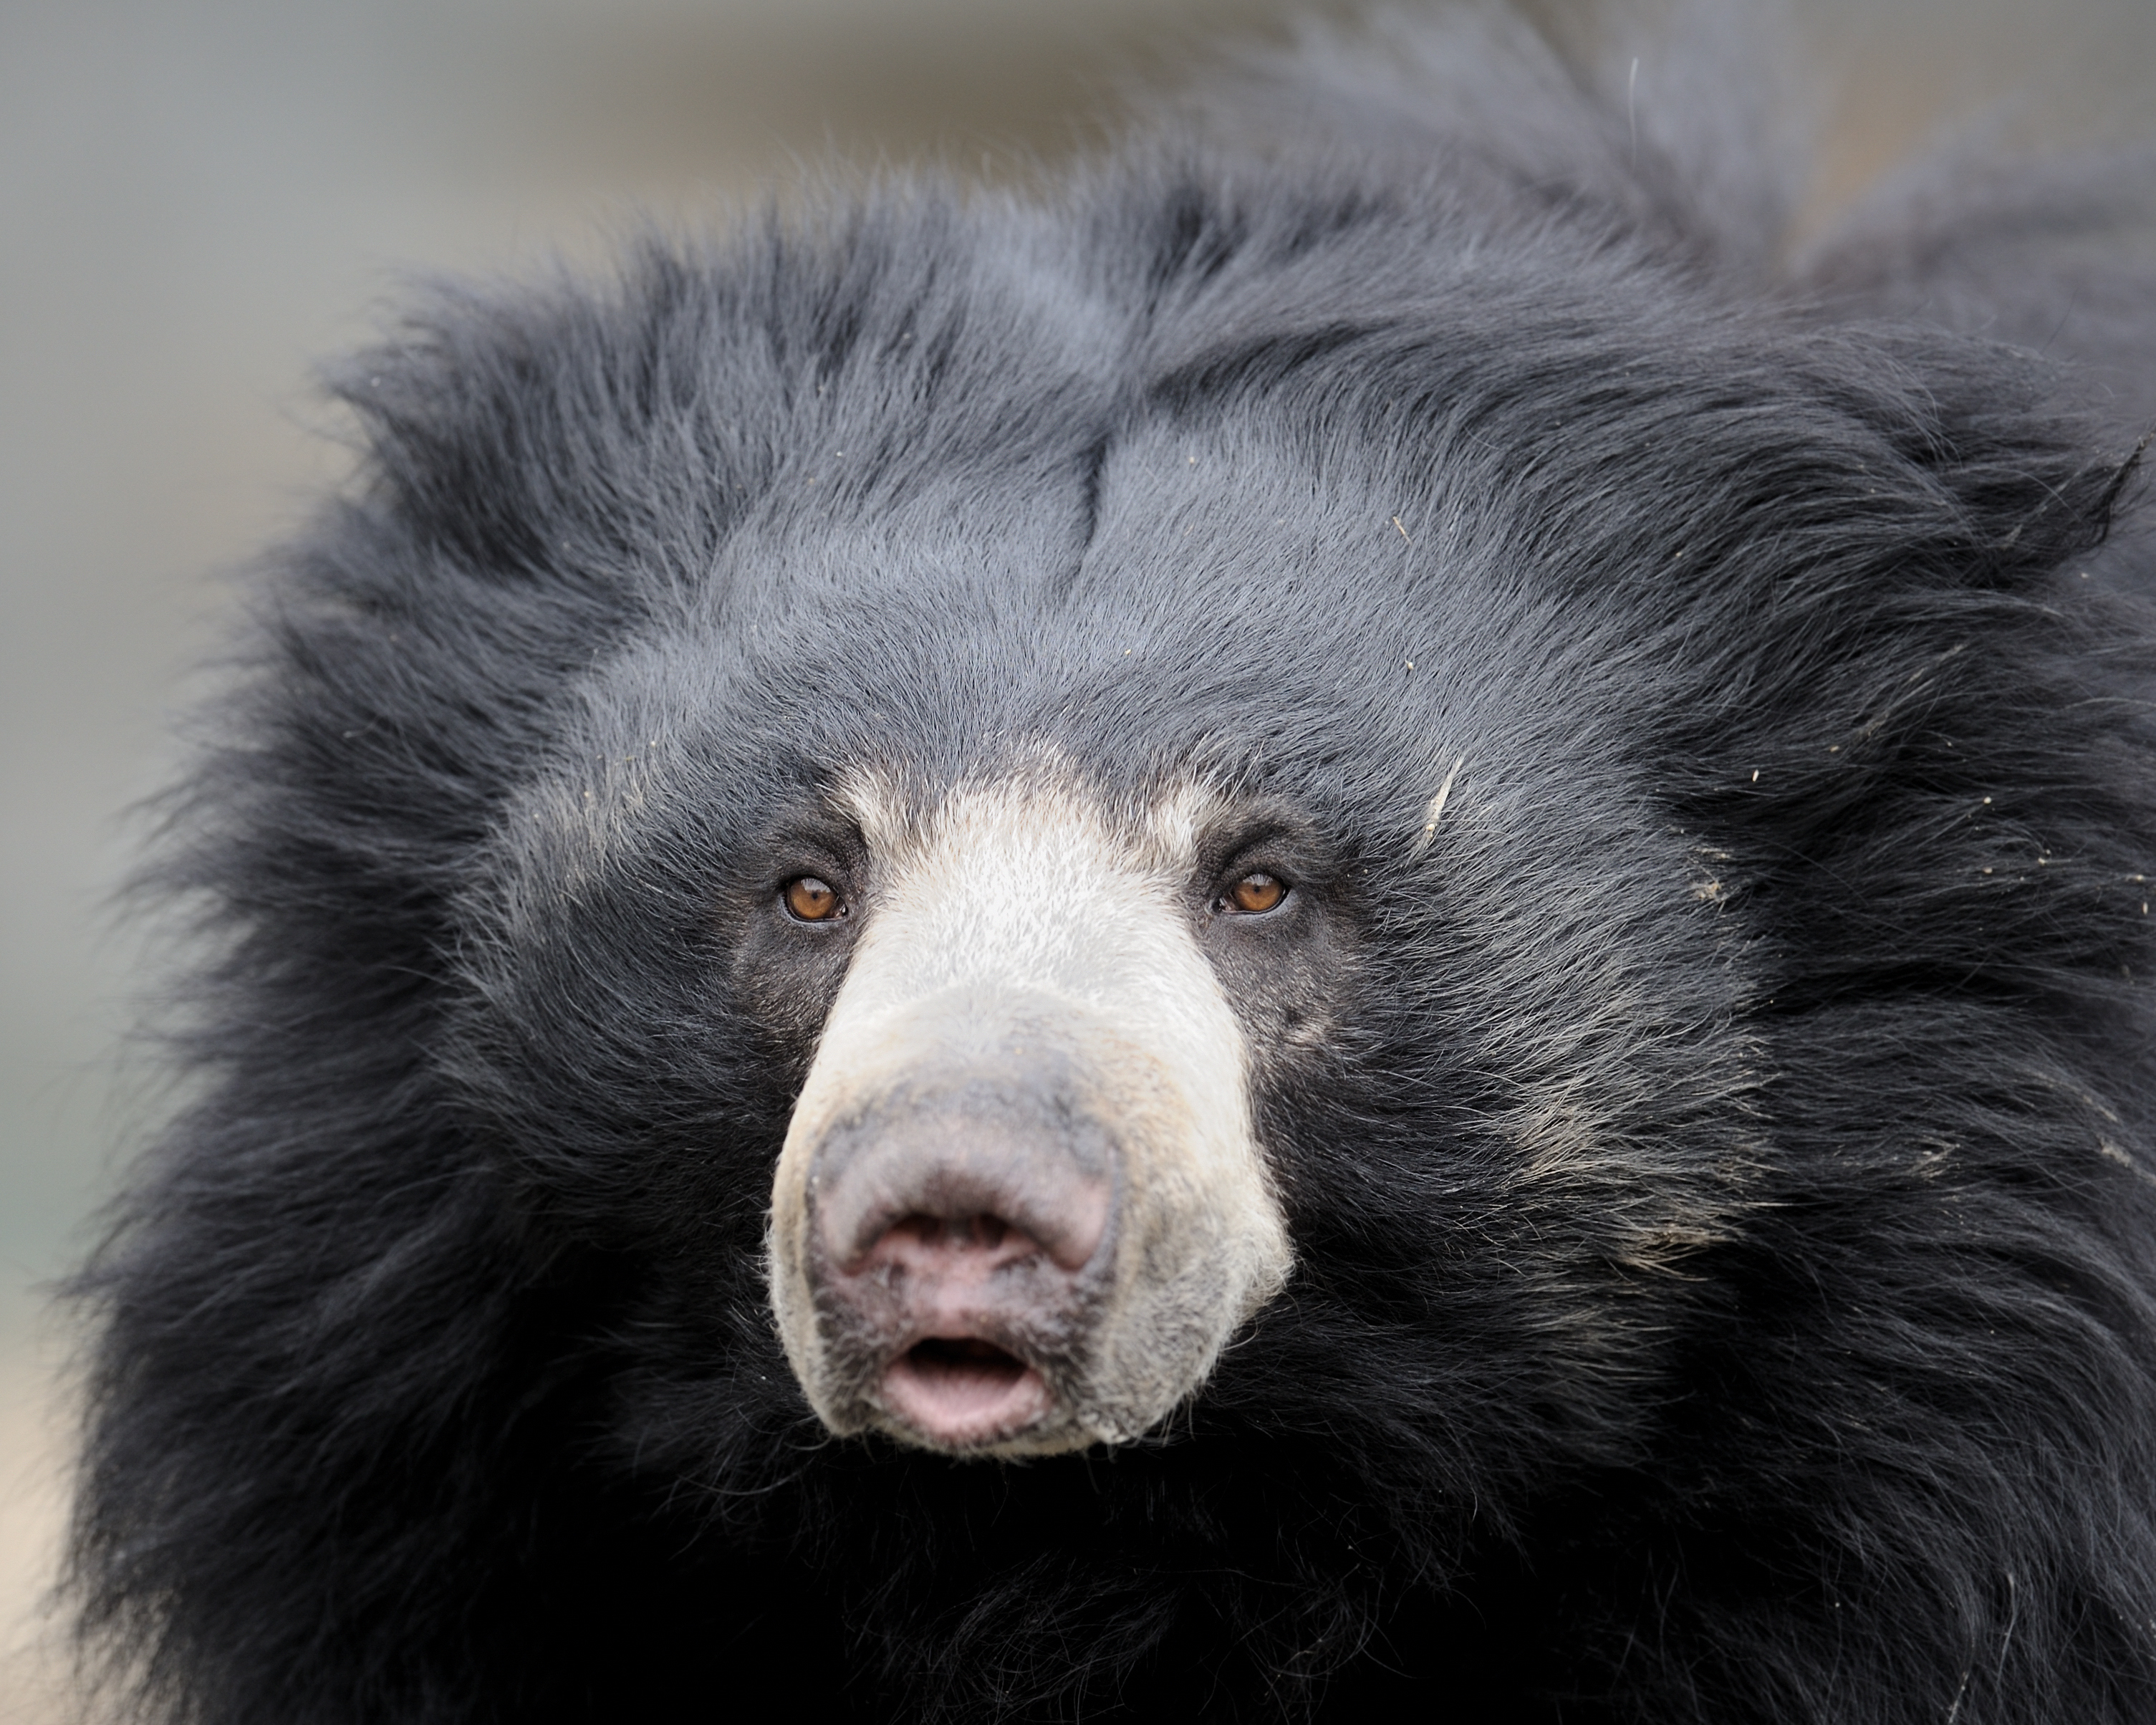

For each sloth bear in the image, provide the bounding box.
[68,5,2156,1722]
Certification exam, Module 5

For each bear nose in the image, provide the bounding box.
[814,1120,1114,1281]
[805,1097,1119,1449]
[857,1210,1074,1279]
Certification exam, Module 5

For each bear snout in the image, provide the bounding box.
[797,1065,1121,1440]
[812,1106,1116,1279]
[765,779,1292,1456]
[805,1099,1119,1447]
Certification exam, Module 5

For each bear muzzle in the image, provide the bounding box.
[764,777,1294,1456]
[805,1067,1120,1451]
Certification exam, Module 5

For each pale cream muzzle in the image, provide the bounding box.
[765,782,1292,1457]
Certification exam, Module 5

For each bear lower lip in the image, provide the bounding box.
[880,1337,1051,1446]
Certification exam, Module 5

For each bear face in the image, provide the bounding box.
[446,383,1774,1486]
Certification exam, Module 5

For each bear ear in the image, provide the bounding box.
[324,249,776,595]
[1794,140,2156,592]
[2089,428,2156,586]
[1860,332,2152,597]
[1958,420,2142,594]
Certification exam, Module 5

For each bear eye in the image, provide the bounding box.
[1222,871,1287,915]
[782,876,845,923]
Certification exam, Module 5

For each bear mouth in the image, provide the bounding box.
[879,1335,1051,1447]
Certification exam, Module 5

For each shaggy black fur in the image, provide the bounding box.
[70,6,2156,1721]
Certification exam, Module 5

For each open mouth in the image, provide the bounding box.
[879,1336,1051,1447]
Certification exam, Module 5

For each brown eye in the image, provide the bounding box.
[783,876,844,923]
[1226,872,1286,915]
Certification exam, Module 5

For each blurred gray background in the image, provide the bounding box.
[3,1,2152,1716]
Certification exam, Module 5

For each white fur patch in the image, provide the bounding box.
[768,766,1292,1453]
